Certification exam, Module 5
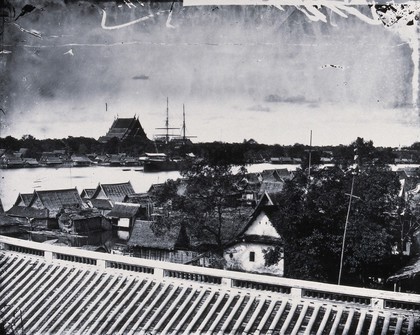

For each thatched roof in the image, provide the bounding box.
[106,203,140,218]
[0,213,24,226]
[87,198,113,210]
[123,193,153,205]
[92,182,135,203]
[59,207,102,221]
[6,206,49,219]
[388,257,420,282]
[29,188,84,216]
[127,220,185,250]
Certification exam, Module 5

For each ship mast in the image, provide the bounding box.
[155,97,179,145]
[182,104,186,144]
[165,97,169,144]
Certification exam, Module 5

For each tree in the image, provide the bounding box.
[151,160,249,258]
[267,163,403,286]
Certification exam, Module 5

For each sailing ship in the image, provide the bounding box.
[142,99,196,173]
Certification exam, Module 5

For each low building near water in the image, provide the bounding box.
[71,154,92,167]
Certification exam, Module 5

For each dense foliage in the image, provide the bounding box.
[151,160,249,255]
[267,160,408,286]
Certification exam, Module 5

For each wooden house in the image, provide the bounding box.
[85,198,113,216]
[259,169,293,196]
[91,181,135,204]
[238,173,262,207]
[127,220,197,263]
[223,192,283,276]
[57,207,104,234]
[39,152,63,166]
[0,214,24,235]
[0,153,25,168]
[123,193,154,220]
[28,188,85,228]
[6,206,49,230]
[71,154,92,167]
[105,202,140,228]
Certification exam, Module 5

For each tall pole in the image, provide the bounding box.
[338,174,355,285]
[308,130,312,177]
[182,104,186,144]
[165,97,169,144]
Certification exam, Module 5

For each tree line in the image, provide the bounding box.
[1,134,415,165]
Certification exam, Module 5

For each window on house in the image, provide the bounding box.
[249,251,255,262]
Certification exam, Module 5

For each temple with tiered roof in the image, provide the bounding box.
[98,116,149,144]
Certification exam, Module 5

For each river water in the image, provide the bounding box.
[0,163,295,211]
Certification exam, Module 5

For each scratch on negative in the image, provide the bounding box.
[101,9,161,30]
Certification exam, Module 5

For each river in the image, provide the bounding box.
[0,163,298,211]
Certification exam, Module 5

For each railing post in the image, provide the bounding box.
[222,278,233,288]
[97,259,106,270]
[45,251,54,263]
[291,287,302,299]
[371,298,385,310]
[155,268,164,279]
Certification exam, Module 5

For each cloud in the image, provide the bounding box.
[132,75,149,80]
[247,105,271,112]
[264,94,317,105]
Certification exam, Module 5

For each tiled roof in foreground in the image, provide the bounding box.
[0,237,419,335]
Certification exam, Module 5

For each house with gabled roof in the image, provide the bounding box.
[224,192,283,276]
[91,181,135,204]
[58,207,105,234]
[123,193,154,219]
[0,153,25,168]
[127,220,197,263]
[80,188,96,199]
[85,199,113,216]
[28,188,84,228]
[14,193,34,207]
[259,169,293,196]
[0,213,24,235]
[6,206,50,230]
[39,152,63,166]
[105,202,140,228]
[238,173,262,207]
[71,154,92,167]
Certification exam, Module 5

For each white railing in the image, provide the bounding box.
[0,235,419,314]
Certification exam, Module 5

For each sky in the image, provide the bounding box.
[1,0,419,147]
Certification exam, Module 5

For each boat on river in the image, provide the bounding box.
[141,153,180,172]
[143,99,196,173]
